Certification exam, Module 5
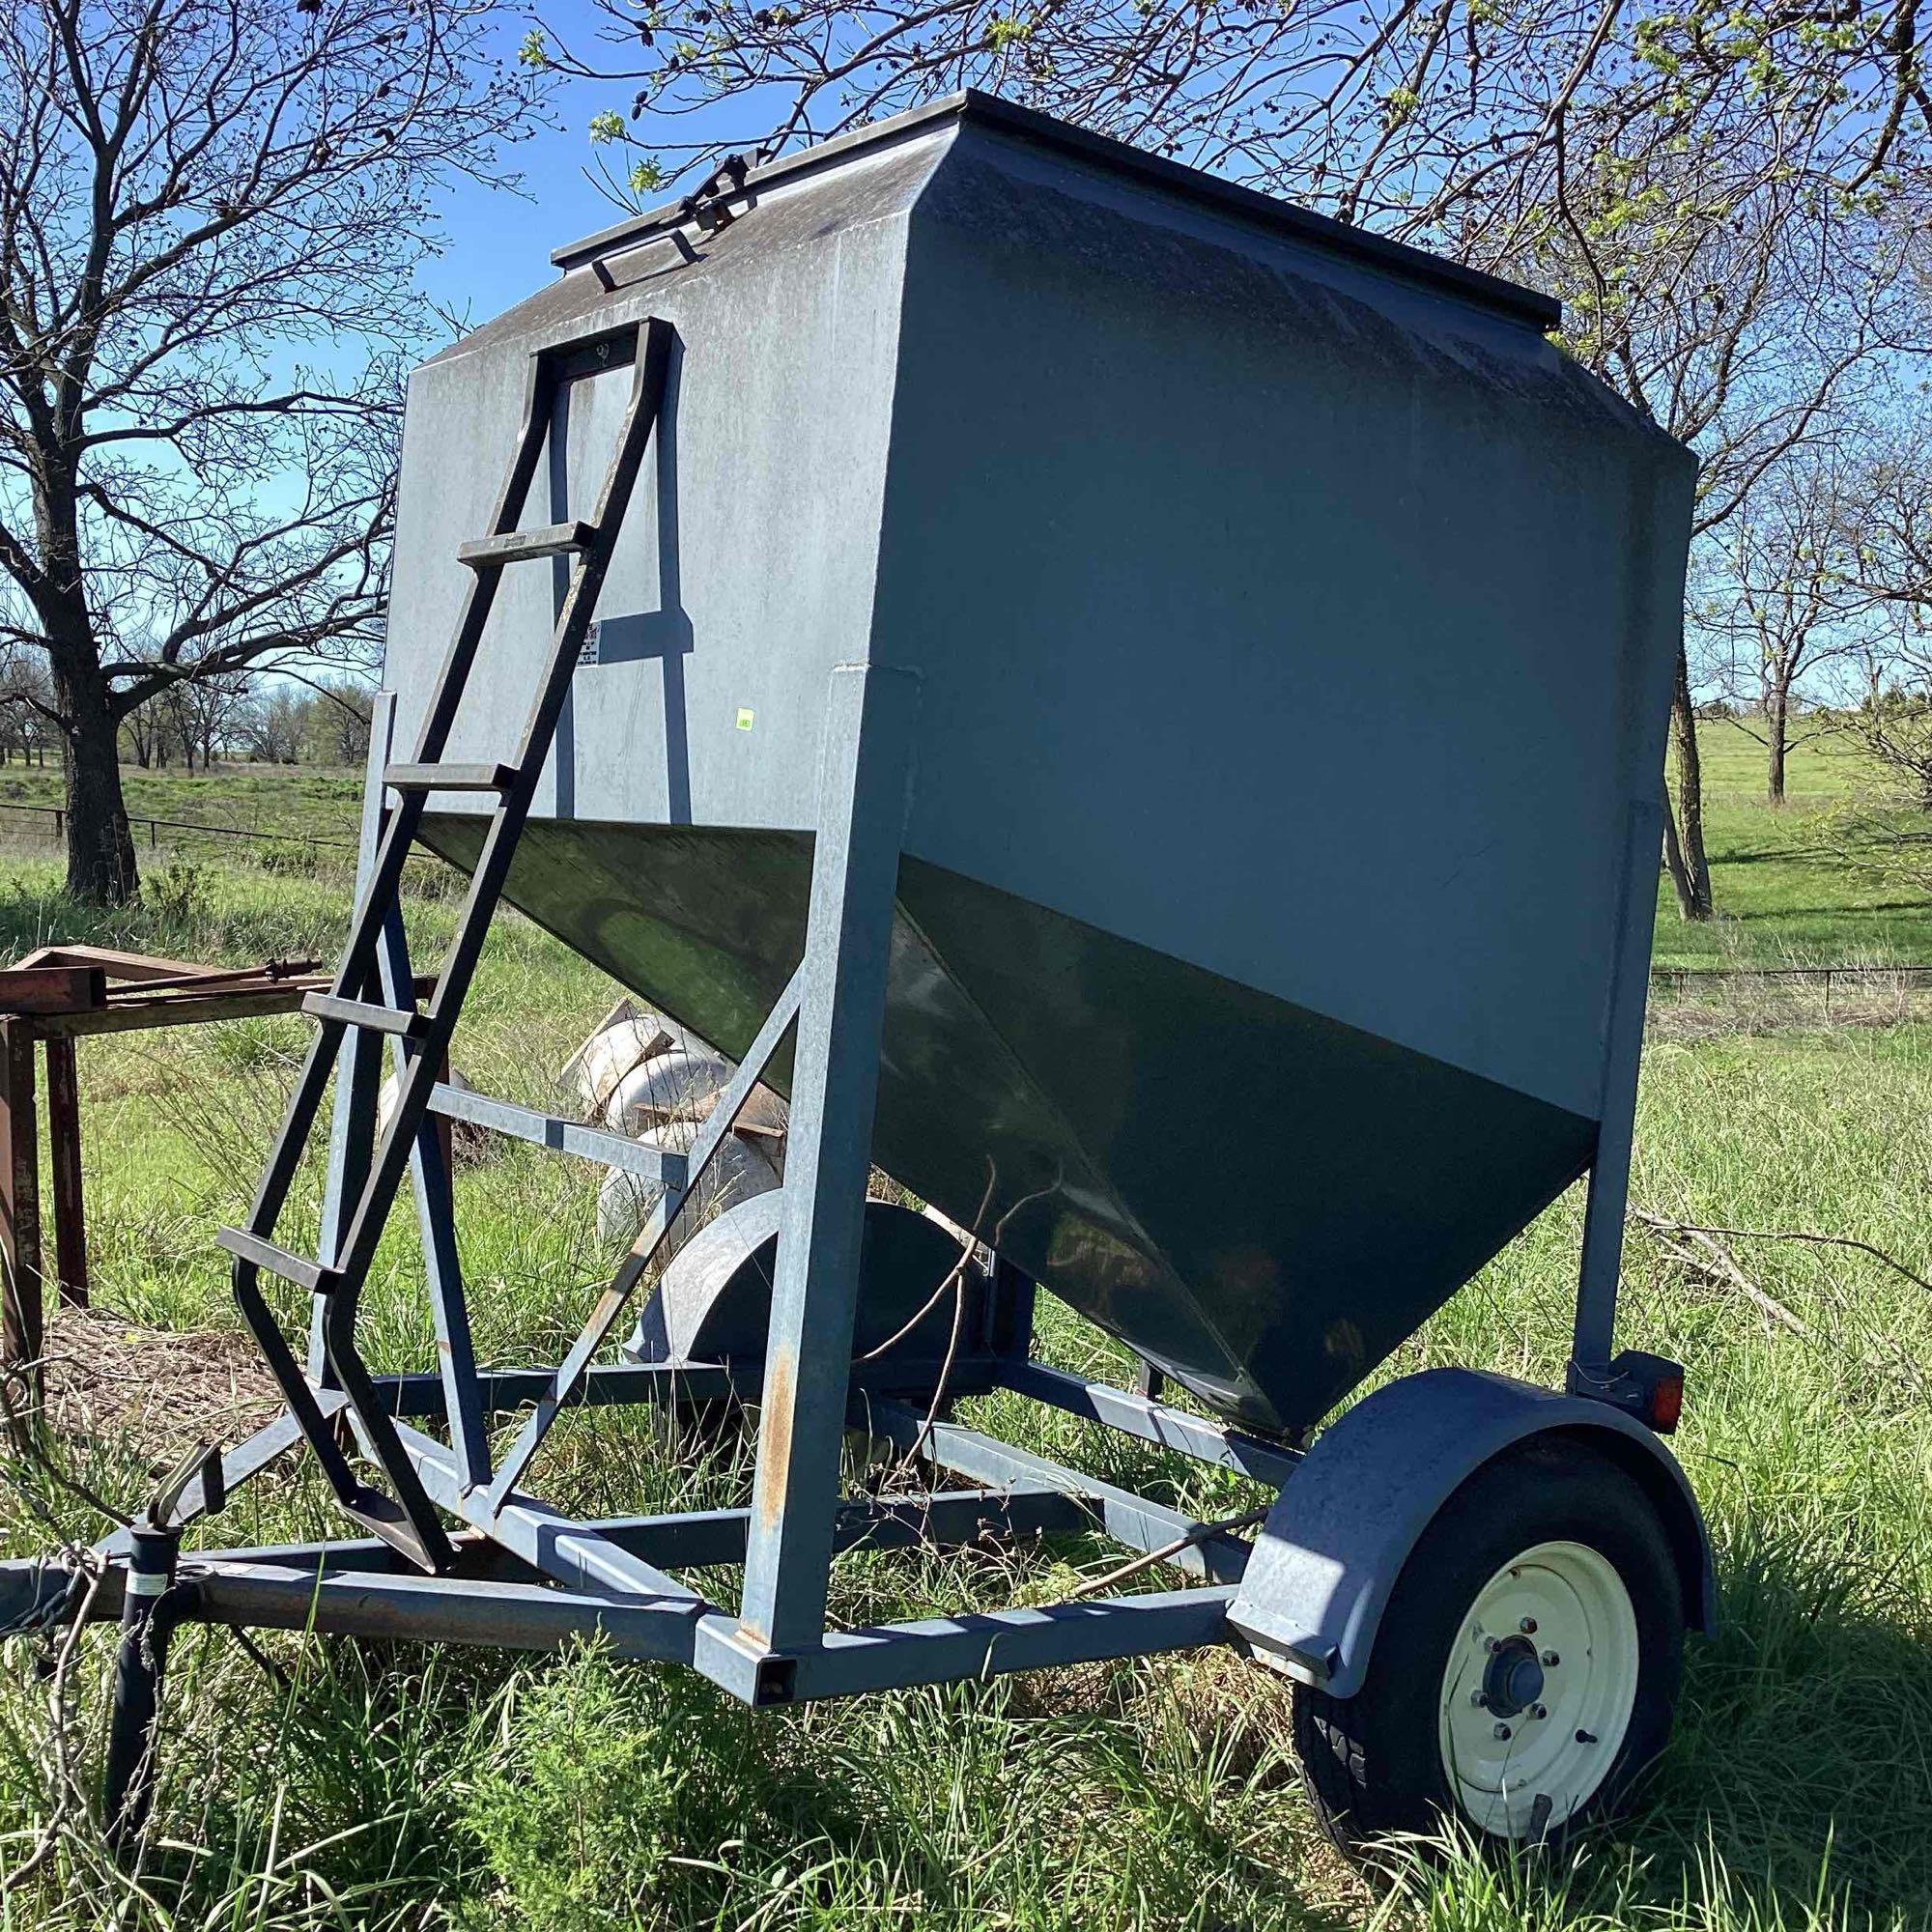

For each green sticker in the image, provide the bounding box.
[735,707,755,731]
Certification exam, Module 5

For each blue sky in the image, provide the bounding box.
[417,2,741,329]
[418,13,617,327]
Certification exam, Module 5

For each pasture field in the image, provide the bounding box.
[1658,720,1932,970]
[0,748,1925,1931]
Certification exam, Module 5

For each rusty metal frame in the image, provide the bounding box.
[0,948,337,1420]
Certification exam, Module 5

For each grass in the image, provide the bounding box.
[0,757,1926,1929]
[1654,720,1932,970]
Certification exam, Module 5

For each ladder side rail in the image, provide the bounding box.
[231,1263,364,1501]
[375,906,490,1492]
[402,355,554,769]
[316,1313,457,1571]
[225,317,662,1569]
[314,696,400,1380]
[294,353,556,1063]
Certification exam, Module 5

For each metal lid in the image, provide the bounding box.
[550,90,1561,331]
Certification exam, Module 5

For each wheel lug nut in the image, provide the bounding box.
[1542,1650,1559,1667]
[1484,1635,1502,1653]
[1470,1689,1489,1708]
[1492,1722,1513,1741]
[1529,1703,1548,1719]
[1519,1617,1538,1634]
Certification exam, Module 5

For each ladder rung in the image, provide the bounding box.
[384,761,519,794]
[302,991,430,1040]
[457,521,597,567]
[216,1226,343,1295]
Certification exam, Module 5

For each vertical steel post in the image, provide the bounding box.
[736,663,919,1654]
[44,1037,88,1309]
[101,1520,182,1854]
[1569,797,1663,1389]
[0,1018,43,1413]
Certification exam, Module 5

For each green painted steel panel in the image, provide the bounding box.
[424,815,1592,1432]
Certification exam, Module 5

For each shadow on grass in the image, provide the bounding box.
[1622,1522,1932,1923]
[1712,844,1858,867]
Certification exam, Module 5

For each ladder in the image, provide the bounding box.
[218,318,675,1573]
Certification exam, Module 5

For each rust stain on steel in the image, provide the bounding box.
[752,1349,797,1538]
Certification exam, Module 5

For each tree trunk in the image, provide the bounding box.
[1765,681,1788,805]
[47,638,138,905]
[1666,643,1713,921]
[1660,780,1693,912]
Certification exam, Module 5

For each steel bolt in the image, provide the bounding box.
[1484,1634,1502,1653]
[1529,1703,1548,1720]
[1519,1616,1538,1634]
[1470,1689,1489,1709]
[1492,1722,1513,1741]
[1542,1650,1560,1667]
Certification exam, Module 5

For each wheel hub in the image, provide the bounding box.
[1480,1635,1546,1718]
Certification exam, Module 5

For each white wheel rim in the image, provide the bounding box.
[1435,1538,1640,1840]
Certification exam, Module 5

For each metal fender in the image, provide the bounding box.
[1227,1367,1716,1697]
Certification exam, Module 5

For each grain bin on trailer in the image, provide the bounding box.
[1,94,1711,1860]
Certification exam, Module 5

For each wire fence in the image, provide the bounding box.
[0,800,365,855]
[1649,961,1932,1034]
[0,799,446,866]
[0,800,1922,999]
[1651,962,1932,989]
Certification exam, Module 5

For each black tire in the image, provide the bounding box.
[1292,1435,1683,1861]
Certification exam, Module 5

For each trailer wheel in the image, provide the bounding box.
[1292,1435,1682,1858]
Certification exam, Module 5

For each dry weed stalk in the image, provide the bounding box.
[1631,1207,1929,1398]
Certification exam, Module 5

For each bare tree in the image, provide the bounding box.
[1695,454,1870,804]
[120,695,160,769]
[0,649,55,767]
[1846,409,1932,617]
[539,0,1932,919]
[164,670,251,772]
[1834,407,1932,814]
[301,677,376,766]
[236,685,307,765]
[0,0,537,903]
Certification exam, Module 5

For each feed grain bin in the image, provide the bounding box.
[392,93,1692,1435]
[3,95,1714,1864]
